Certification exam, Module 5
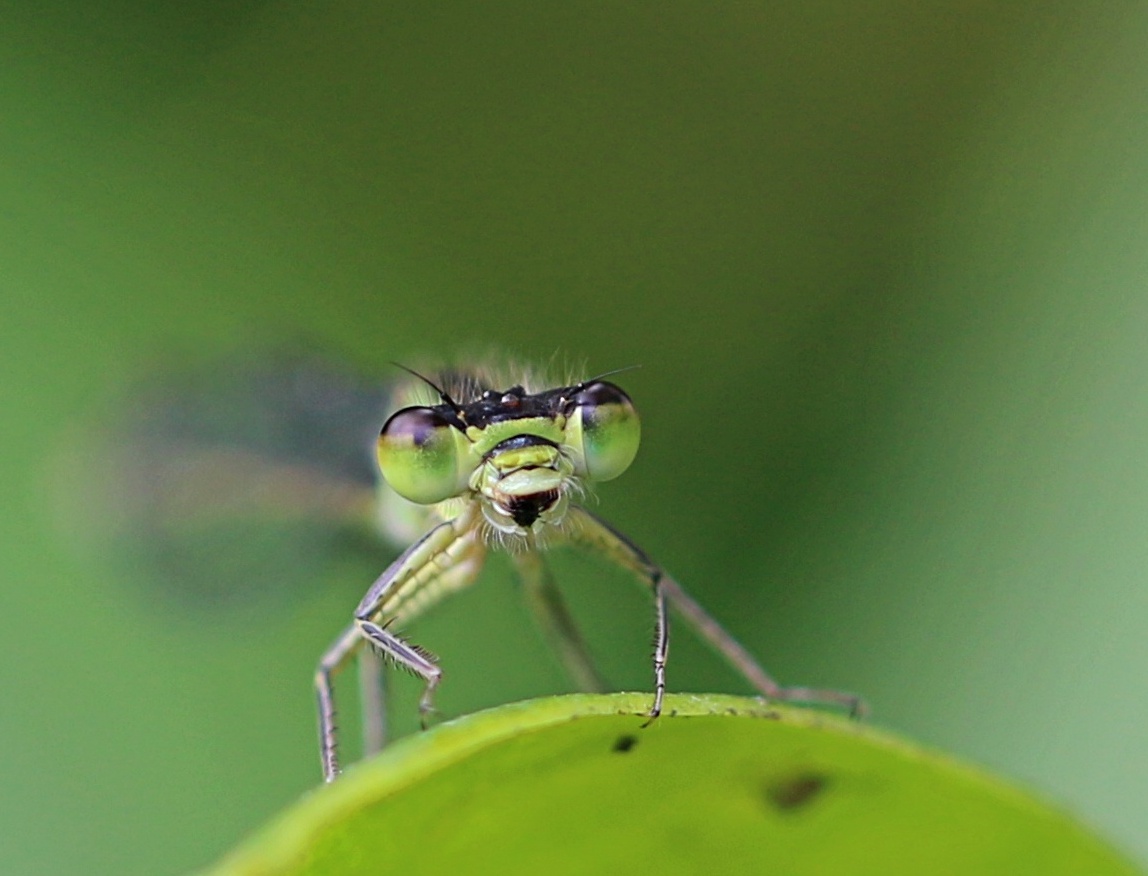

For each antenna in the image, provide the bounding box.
[390,362,463,414]
[578,363,642,388]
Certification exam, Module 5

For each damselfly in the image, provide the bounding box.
[316,361,863,782]
[58,351,862,783]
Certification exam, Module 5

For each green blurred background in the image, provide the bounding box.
[3,3,1148,873]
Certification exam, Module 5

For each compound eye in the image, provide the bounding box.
[377,407,465,504]
[570,381,640,482]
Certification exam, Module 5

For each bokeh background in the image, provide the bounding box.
[3,4,1148,873]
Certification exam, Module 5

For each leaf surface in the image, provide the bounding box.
[202,693,1140,876]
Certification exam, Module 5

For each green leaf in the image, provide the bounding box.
[201,693,1139,876]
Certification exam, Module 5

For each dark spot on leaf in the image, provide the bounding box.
[612,734,638,753]
[766,772,829,812]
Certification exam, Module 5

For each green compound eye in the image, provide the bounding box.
[377,407,468,504]
[569,381,641,482]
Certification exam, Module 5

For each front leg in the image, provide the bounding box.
[564,507,670,720]
[315,510,481,782]
[356,620,443,729]
[314,618,444,781]
[566,506,865,720]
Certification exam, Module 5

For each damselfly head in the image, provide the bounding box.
[376,370,641,541]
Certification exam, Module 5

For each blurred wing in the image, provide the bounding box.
[56,348,394,610]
